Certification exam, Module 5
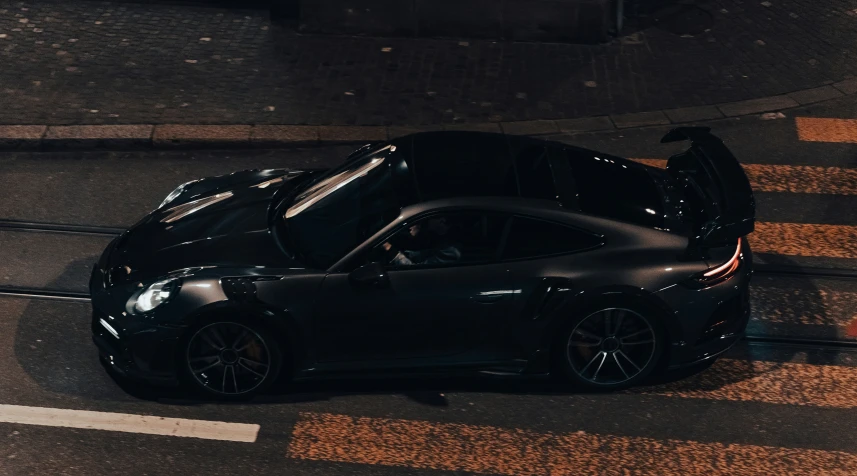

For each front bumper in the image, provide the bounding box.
[90,265,182,387]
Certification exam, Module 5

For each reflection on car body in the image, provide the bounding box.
[90,128,755,399]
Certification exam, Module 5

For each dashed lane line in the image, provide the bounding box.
[0,404,259,442]
[796,117,857,144]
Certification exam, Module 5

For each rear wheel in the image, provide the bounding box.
[180,318,282,400]
[555,306,665,391]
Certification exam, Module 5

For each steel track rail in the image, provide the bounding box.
[754,264,857,279]
[0,287,91,302]
[0,220,123,236]
[743,334,857,351]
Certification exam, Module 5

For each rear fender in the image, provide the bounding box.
[539,285,681,354]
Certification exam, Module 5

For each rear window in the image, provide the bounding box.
[566,149,665,229]
[411,133,517,200]
[502,216,603,260]
[511,142,558,201]
[408,133,560,203]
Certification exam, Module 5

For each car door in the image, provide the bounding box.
[497,215,606,352]
[312,210,516,364]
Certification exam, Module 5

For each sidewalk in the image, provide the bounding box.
[0,0,855,127]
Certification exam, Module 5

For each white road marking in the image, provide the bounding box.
[0,404,259,443]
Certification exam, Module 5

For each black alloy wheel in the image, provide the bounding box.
[557,307,664,390]
[182,319,281,399]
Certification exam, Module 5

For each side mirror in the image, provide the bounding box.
[348,262,390,289]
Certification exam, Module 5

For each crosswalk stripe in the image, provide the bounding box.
[751,222,857,258]
[848,317,857,337]
[638,358,857,409]
[796,117,857,144]
[287,412,857,475]
[631,159,857,195]
[631,159,857,258]
[749,284,857,334]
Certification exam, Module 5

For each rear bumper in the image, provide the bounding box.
[666,290,750,369]
[660,243,753,369]
[666,313,748,370]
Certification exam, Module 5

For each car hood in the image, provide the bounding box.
[102,168,316,282]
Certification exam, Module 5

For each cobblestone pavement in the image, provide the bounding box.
[0,0,855,126]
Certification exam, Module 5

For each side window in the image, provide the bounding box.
[501,216,602,260]
[371,211,509,268]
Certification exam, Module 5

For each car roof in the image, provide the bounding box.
[387,131,666,230]
[389,131,556,200]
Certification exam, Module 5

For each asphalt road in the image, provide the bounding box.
[1,99,857,475]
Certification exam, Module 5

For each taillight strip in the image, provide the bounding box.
[704,237,742,277]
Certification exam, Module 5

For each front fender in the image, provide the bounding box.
[174,277,308,373]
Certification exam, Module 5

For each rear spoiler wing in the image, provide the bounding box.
[661,127,755,254]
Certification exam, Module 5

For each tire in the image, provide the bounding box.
[178,316,283,400]
[553,302,666,391]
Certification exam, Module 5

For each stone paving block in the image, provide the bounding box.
[833,78,857,95]
[44,125,153,148]
[300,0,417,36]
[153,125,251,147]
[610,111,670,129]
[503,0,609,43]
[500,120,559,136]
[443,123,503,133]
[718,96,800,117]
[788,86,845,105]
[318,126,387,143]
[0,125,47,139]
[251,125,319,146]
[0,0,854,129]
[663,106,724,124]
[555,116,614,133]
[387,125,443,139]
[540,133,579,145]
[0,125,46,149]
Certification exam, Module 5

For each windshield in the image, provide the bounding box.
[280,146,403,269]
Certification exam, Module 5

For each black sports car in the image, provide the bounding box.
[90,128,755,399]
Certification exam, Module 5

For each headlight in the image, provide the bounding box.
[135,279,179,313]
[159,180,197,209]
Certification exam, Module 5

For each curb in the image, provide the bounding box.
[1,79,855,150]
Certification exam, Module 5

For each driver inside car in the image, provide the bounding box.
[382,216,462,266]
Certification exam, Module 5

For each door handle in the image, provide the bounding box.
[472,294,506,303]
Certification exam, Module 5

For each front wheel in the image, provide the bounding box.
[179,318,282,400]
[555,307,665,391]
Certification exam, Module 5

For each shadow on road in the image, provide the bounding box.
[12,249,841,407]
